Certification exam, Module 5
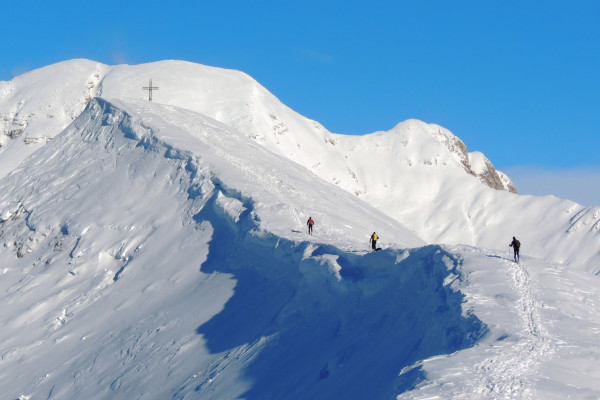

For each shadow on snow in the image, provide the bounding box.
[192,188,487,400]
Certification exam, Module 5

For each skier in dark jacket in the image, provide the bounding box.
[307,217,314,235]
[509,236,520,262]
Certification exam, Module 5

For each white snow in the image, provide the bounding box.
[0,59,599,399]
[468,151,489,175]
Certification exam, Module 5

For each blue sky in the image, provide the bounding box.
[1,1,599,204]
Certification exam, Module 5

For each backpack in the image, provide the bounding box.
[515,239,520,249]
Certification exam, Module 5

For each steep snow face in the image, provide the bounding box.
[0,98,483,399]
[106,98,425,249]
[0,94,426,255]
[0,60,108,178]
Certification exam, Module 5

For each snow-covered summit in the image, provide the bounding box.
[0,59,512,192]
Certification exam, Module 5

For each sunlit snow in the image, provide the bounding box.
[0,60,599,399]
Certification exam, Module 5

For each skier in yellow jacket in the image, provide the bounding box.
[370,232,378,251]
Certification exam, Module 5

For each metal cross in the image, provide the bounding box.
[142,79,159,101]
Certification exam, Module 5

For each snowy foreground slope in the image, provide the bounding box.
[0,61,599,399]
[400,246,600,400]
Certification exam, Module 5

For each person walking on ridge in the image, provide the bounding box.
[370,232,378,251]
[307,217,314,235]
[509,236,521,262]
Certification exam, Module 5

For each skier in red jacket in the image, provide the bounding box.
[307,217,314,235]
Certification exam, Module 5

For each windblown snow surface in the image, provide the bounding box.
[0,61,599,399]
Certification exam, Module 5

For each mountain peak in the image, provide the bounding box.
[379,119,516,193]
[1,59,515,193]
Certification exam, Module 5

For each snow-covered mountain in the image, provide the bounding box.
[2,60,598,273]
[0,59,512,193]
[1,60,599,399]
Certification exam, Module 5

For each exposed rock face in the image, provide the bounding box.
[1,109,27,148]
[430,125,473,173]
[426,123,517,193]
[467,150,517,193]
[476,159,518,193]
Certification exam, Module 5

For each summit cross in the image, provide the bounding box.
[142,79,159,101]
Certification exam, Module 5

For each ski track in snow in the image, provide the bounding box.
[398,250,561,400]
[469,258,555,399]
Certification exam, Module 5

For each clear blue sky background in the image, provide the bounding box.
[1,1,599,204]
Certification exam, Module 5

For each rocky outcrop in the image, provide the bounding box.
[467,151,517,193]
[430,124,517,193]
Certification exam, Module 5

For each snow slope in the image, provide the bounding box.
[0,60,108,177]
[399,246,600,399]
[1,61,599,399]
